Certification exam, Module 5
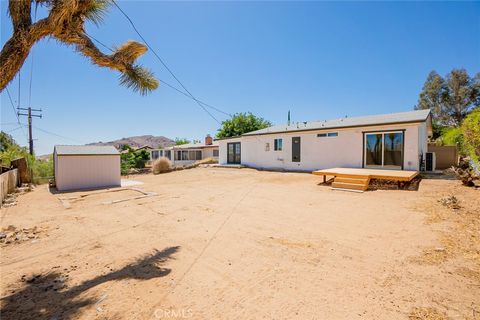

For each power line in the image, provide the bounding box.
[85,31,231,118]
[111,0,225,124]
[6,126,24,134]
[33,125,81,143]
[4,87,28,141]
[4,87,20,124]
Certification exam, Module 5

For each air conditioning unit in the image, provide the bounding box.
[425,152,436,172]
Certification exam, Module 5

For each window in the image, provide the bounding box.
[274,138,283,151]
[364,131,404,168]
[182,151,188,160]
[196,150,202,160]
[188,150,196,160]
[151,150,159,160]
[317,132,338,137]
[213,149,219,157]
[165,150,171,160]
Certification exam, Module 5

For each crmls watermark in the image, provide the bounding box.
[153,308,193,319]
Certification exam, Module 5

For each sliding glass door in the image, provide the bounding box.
[364,131,404,169]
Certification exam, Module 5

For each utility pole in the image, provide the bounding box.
[17,107,42,155]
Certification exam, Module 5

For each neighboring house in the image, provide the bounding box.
[150,135,219,166]
[54,145,121,191]
[217,110,432,172]
[136,145,153,152]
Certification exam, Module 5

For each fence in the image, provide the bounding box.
[0,169,19,206]
[428,144,458,170]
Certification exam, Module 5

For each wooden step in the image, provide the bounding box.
[334,177,369,184]
[332,181,369,191]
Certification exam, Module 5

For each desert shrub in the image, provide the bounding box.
[153,157,172,174]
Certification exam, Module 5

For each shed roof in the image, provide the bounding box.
[242,109,431,137]
[54,145,120,156]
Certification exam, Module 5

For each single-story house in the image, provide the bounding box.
[54,145,121,191]
[150,135,219,166]
[217,109,432,172]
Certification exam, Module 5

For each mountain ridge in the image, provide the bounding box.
[86,135,175,149]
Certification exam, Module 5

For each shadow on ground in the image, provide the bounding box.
[0,246,180,320]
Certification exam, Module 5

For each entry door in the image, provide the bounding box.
[227,142,241,164]
[364,131,404,169]
[292,137,301,162]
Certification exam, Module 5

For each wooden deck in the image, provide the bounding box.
[312,167,419,181]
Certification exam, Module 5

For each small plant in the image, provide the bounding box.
[438,195,461,210]
[153,157,172,174]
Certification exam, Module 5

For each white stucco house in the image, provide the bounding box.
[150,135,219,166]
[54,145,121,191]
[217,110,432,172]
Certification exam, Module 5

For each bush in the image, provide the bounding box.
[153,157,172,174]
[462,108,480,167]
[436,127,464,149]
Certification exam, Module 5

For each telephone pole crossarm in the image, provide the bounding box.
[17,107,43,155]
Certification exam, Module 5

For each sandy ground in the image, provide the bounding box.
[0,167,478,320]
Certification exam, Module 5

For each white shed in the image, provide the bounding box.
[53,145,121,191]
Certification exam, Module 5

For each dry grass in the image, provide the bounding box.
[194,157,218,165]
[408,307,449,320]
[152,157,172,174]
[412,181,480,276]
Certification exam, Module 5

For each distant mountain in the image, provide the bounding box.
[87,135,175,149]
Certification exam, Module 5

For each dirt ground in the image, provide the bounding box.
[0,167,478,320]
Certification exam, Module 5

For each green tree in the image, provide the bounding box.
[415,71,446,121]
[216,112,272,138]
[462,108,480,166]
[0,131,16,152]
[174,138,190,145]
[0,0,158,94]
[415,69,479,126]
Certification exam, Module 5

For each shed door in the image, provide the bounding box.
[292,137,301,162]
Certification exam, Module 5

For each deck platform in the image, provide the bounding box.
[312,168,419,192]
[312,167,419,181]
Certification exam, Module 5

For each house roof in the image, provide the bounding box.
[241,109,431,137]
[169,140,219,149]
[54,145,120,156]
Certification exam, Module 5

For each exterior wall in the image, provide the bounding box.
[202,146,218,159]
[150,146,219,165]
[55,155,121,191]
[218,122,424,171]
[427,144,458,169]
[1,169,18,206]
[418,122,428,168]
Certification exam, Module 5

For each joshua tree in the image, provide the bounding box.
[0,0,159,94]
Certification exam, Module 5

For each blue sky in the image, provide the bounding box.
[1,1,479,155]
